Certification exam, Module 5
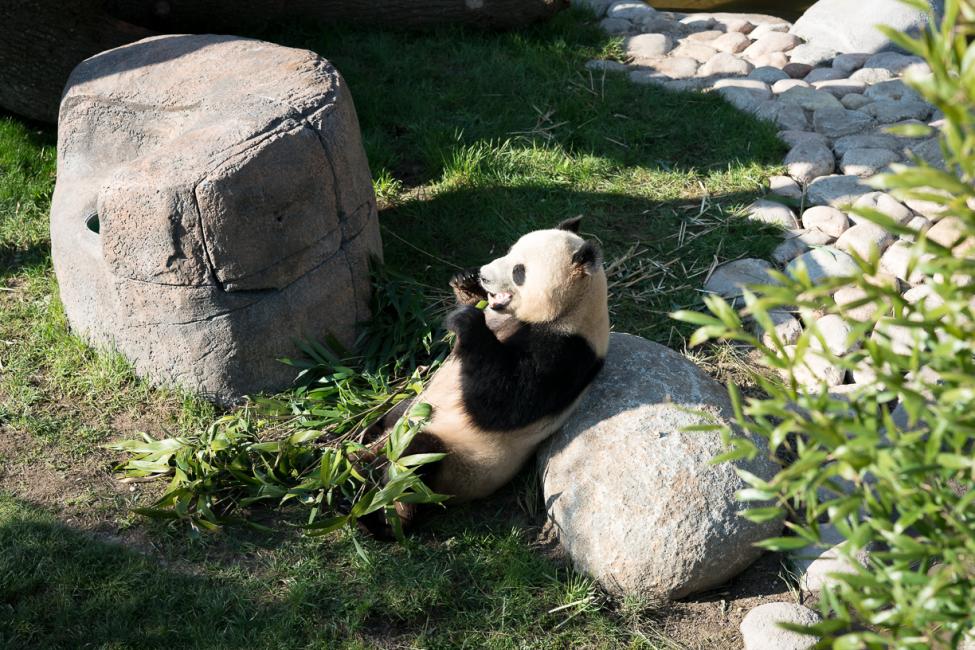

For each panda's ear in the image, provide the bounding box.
[572,240,601,274]
[556,215,583,233]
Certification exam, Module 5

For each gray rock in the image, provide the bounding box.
[864,51,928,73]
[804,67,847,83]
[572,0,611,17]
[908,137,946,169]
[746,199,800,228]
[769,174,803,199]
[639,14,679,33]
[792,523,871,595]
[751,51,790,69]
[927,216,966,248]
[538,333,781,600]
[742,32,803,59]
[860,99,933,124]
[748,66,790,84]
[680,14,718,31]
[789,43,838,67]
[687,29,724,42]
[750,22,792,38]
[786,141,836,184]
[834,285,884,321]
[802,205,850,238]
[783,62,814,79]
[840,93,873,109]
[772,230,833,265]
[807,174,873,206]
[756,308,803,346]
[747,52,786,71]
[833,133,902,157]
[778,129,829,149]
[836,222,896,258]
[787,246,859,282]
[850,66,896,84]
[671,41,718,63]
[714,78,772,100]
[814,79,867,98]
[787,346,847,387]
[880,240,922,283]
[812,107,874,138]
[585,59,629,73]
[699,52,754,77]
[626,33,673,60]
[753,101,809,131]
[629,59,700,84]
[903,215,932,240]
[812,313,858,356]
[790,0,943,55]
[904,190,951,220]
[51,34,381,404]
[780,85,843,111]
[772,78,810,94]
[873,317,917,355]
[705,258,775,297]
[721,17,755,33]
[865,79,923,103]
[852,191,914,224]
[718,87,763,111]
[712,31,752,54]
[832,52,870,73]
[841,147,901,177]
[741,603,822,650]
[607,0,656,20]
[600,17,633,34]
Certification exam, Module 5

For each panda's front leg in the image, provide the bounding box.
[449,268,488,306]
[444,304,513,366]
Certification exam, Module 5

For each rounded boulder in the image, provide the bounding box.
[51,35,381,404]
[537,333,781,600]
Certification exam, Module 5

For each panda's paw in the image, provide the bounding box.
[445,304,485,336]
[449,268,481,291]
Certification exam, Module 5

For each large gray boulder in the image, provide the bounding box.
[538,333,781,600]
[790,0,943,54]
[51,35,381,404]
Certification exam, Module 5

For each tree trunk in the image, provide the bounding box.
[0,0,566,123]
[0,0,153,124]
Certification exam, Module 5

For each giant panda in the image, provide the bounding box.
[361,216,610,533]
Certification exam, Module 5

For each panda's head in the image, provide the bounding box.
[478,216,605,325]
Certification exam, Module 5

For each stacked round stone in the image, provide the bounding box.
[585,0,948,396]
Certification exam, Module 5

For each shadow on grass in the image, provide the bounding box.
[269,9,785,186]
[0,489,619,648]
[0,242,50,279]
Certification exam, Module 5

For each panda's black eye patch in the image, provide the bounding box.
[512,264,526,286]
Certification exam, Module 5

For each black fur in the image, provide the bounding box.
[572,241,599,270]
[445,305,603,432]
[557,216,583,233]
[449,267,487,306]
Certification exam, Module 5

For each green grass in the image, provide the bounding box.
[0,9,785,649]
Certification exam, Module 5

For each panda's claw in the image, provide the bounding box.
[450,268,487,305]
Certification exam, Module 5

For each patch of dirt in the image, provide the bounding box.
[655,552,798,649]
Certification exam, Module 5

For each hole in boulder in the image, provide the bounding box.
[85,213,100,235]
[85,214,101,235]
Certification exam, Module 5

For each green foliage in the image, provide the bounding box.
[109,272,452,539]
[108,401,447,542]
[675,2,975,646]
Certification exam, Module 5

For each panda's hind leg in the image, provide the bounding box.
[449,267,487,306]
